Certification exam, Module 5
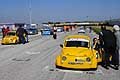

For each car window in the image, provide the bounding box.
[65,41,88,48]
[43,29,50,31]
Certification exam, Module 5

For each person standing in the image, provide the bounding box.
[89,27,92,33]
[112,25,120,70]
[4,27,10,36]
[2,27,6,38]
[53,32,57,39]
[99,26,116,69]
[16,26,26,44]
[24,29,29,43]
[99,26,107,67]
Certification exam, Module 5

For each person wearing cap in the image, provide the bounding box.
[112,25,120,70]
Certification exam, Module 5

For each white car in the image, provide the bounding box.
[78,29,85,33]
[57,28,63,32]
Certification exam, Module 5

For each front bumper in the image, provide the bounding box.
[1,39,16,44]
[55,56,97,69]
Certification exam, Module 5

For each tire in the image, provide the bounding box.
[16,40,17,44]
[1,43,4,45]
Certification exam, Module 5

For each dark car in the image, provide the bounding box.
[27,28,38,35]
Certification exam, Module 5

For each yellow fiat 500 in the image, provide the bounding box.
[55,35,102,69]
[1,31,19,45]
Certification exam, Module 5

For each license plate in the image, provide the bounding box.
[75,59,85,63]
[68,62,83,65]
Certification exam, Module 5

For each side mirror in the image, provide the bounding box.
[60,44,63,48]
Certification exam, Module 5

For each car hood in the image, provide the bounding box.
[62,47,93,57]
[3,36,17,39]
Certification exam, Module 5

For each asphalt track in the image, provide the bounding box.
[0,29,119,80]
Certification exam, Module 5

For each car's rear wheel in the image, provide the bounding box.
[56,65,63,69]
[55,65,59,68]
[15,40,18,44]
[91,67,97,71]
[1,43,4,45]
[93,64,98,71]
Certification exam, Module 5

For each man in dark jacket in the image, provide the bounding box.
[16,26,26,44]
[99,26,116,69]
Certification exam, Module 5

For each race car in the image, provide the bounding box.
[1,31,19,45]
[55,35,102,69]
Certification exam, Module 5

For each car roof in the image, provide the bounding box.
[65,35,90,41]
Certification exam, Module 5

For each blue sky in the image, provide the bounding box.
[0,0,120,23]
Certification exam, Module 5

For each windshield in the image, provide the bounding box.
[65,41,89,48]
[7,32,16,36]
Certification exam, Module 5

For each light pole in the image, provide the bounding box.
[86,16,89,22]
[29,0,32,27]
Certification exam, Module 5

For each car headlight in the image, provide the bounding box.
[96,53,99,59]
[86,57,91,62]
[62,56,67,61]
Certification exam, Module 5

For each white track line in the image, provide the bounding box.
[57,69,83,73]
[25,51,41,54]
